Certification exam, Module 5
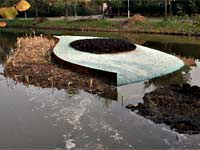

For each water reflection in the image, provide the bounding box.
[144,41,200,59]
[143,37,200,88]
[2,35,118,100]
[0,32,17,63]
[1,31,200,101]
[3,31,200,100]
[1,30,200,149]
[145,66,190,88]
[127,84,200,134]
[1,31,200,102]
[4,60,118,100]
[126,36,200,135]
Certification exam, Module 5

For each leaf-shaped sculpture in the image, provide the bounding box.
[15,0,31,12]
[0,22,7,27]
[0,7,18,19]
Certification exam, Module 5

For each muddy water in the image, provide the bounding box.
[0,31,200,149]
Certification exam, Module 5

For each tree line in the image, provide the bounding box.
[0,0,200,18]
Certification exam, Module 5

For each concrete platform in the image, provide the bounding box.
[53,36,184,86]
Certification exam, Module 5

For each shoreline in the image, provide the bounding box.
[5,25,200,37]
[2,18,200,37]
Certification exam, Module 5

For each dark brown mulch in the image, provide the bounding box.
[126,84,200,134]
[69,39,136,54]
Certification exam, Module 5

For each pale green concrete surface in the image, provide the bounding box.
[53,36,184,86]
[197,61,200,67]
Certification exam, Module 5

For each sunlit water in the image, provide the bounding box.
[0,31,200,149]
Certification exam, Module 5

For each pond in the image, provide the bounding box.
[0,30,200,149]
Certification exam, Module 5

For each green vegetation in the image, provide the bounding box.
[0,0,200,36]
[4,18,121,30]
[2,16,200,36]
[39,19,120,30]
[6,19,33,27]
[1,0,200,18]
[130,19,200,34]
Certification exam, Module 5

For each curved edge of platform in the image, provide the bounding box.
[117,44,184,86]
[53,36,184,86]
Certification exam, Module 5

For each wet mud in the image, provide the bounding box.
[126,84,200,134]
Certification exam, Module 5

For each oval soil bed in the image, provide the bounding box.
[70,38,136,54]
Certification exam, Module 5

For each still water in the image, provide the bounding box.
[0,31,200,149]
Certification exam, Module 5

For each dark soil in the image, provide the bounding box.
[126,84,200,134]
[70,39,136,54]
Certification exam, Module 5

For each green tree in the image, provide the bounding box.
[47,0,76,18]
[188,0,198,14]
[110,0,122,17]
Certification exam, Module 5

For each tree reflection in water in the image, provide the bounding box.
[0,32,17,63]
[2,32,200,135]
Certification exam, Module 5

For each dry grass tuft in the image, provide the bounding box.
[4,36,117,99]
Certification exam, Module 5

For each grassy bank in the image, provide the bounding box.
[5,19,121,31]
[1,18,200,36]
[130,20,200,35]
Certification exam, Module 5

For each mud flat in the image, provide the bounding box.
[126,84,200,134]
